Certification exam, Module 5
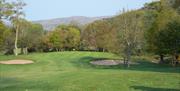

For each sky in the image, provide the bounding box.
[23,0,154,21]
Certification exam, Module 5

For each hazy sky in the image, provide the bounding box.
[24,0,154,21]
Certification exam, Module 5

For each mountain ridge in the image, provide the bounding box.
[33,16,110,30]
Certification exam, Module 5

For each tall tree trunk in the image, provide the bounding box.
[126,47,131,68]
[56,48,58,52]
[175,55,179,65]
[172,55,176,67]
[159,54,164,64]
[123,57,126,67]
[127,54,130,68]
[172,54,179,67]
[103,48,105,52]
[14,25,19,56]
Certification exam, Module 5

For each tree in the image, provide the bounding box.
[82,20,117,52]
[17,19,30,49]
[26,23,44,52]
[145,0,179,63]
[0,0,25,55]
[48,30,63,51]
[18,22,44,52]
[143,1,160,53]
[0,0,15,20]
[3,28,15,54]
[10,0,26,56]
[94,20,117,52]
[0,22,15,54]
[0,0,16,51]
[12,18,27,55]
[162,0,180,13]
[114,10,144,67]
[0,21,7,50]
[66,27,80,50]
[54,25,80,50]
[154,18,180,66]
[44,25,80,51]
[82,23,98,50]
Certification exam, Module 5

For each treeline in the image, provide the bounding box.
[0,0,180,66]
[0,20,44,54]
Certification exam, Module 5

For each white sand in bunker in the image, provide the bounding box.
[90,60,121,66]
[0,60,34,64]
[90,60,139,66]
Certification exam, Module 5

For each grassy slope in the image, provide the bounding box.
[0,52,180,91]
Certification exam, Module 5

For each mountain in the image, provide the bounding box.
[33,16,110,31]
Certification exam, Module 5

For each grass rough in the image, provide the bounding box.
[0,52,180,91]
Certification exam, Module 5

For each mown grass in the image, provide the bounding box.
[0,51,180,91]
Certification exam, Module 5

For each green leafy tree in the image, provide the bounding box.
[27,23,44,52]
[82,23,98,50]
[67,27,80,50]
[19,22,44,52]
[45,25,80,51]
[82,20,118,52]
[145,0,179,63]
[154,18,180,66]
[48,30,63,51]
[0,22,15,54]
[162,0,180,13]
[94,20,117,52]
[3,28,15,54]
[0,21,7,50]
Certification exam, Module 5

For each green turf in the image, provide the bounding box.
[0,52,180,91]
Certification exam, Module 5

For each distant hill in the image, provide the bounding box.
[33,16,110,31]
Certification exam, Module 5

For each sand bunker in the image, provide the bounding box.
[0,60,34,64]
[90,60,139,66]
[90,60,121,66]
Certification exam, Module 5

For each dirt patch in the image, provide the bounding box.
[90,60,139,66]
[0,60,34,65]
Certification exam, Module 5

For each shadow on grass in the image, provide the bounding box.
[131,86,180,91]
[0,77,57,91]
[0,77,21,90]
[72,56,180,73]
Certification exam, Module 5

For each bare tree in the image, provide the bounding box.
[115,10,144,67]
